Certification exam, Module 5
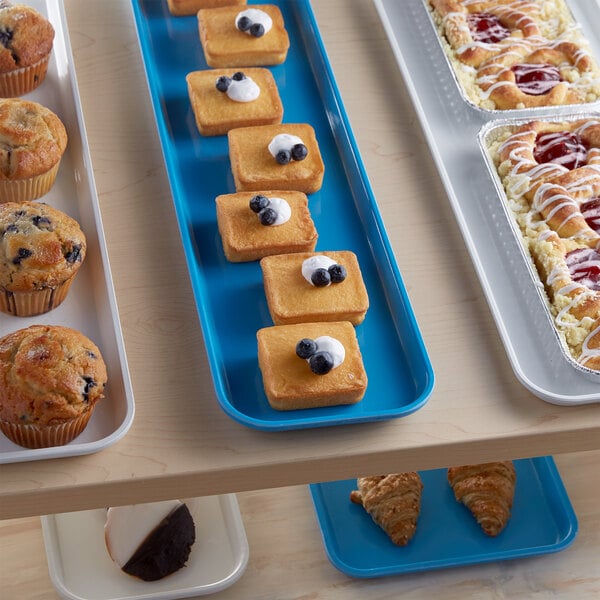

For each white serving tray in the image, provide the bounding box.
[374,0,600,405]
[41,495,249,600]
[0,0,135,462]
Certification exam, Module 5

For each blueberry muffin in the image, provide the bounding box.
[0,201,86,316]
[0,98,68,202]
[0,2,55,97]
[0,324,107,449]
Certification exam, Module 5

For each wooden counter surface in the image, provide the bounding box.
[1,0,599,520]
[1,450,598,599]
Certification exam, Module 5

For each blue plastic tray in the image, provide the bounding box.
[130,0,434,430]
[310,457,577,578]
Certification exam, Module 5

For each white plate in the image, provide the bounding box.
[41,495,249,600]
[374,0,600,405]
[0,0,135,462]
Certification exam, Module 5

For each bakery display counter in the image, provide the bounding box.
[1,0,600,521]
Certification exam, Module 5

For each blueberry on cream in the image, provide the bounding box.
[235,8,273,38]
[302,255,347,287]
[268,133,308,165]
[295,335,345,375]
[215,71,260,102]
[249,194,291,226]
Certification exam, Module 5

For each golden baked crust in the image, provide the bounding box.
[256,320,367,410]
[490,117,600,369]
[426,0,600,110]
[228,123,325,194]
[0,98,67,183]
[260,250,369,325]
[198,4,289,67]
[186,68,283,136]
[0,3,55,96]
[216,190,317,262]
[0,201,86,292]
[167,0,245,17]
[447,462,516,537]
[0,324,107,427]
[349,472,423,546]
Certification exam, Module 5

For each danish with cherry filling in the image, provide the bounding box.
[427,0,600,109]
[490,117,600,370]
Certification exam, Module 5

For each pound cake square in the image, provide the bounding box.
[228,123,325,194]
[167,0,246,17]
[261,251,369,325]
[215,190,317,262]
[198,4,289,67]
[187,68,283,136]
[257,321,368,411]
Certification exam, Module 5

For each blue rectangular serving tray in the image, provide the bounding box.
[130,0,434,430]
[310,457,577,578]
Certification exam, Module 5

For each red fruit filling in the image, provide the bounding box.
[533,131,588,170]
[581,198,600,233]
[512,63,561,95]
[566,248,600,291]
[467,13,510,43]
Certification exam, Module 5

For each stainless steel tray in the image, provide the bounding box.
[0,0,135,462]
[374,0,600,405]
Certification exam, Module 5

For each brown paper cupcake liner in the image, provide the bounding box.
[0,160,62,203]
[0,54,51,97]
[0,409,93,449]
[0,275,76,317]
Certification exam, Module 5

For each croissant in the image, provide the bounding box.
[447,461,516,537]
[349,472,423,546]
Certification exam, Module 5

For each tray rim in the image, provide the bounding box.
[373,0,600,405]
[129,0,435,431]
[309,456,578,578]
[41,493,249,600]
[0,0,135,463]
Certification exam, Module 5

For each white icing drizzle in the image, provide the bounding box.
[579,323,600,365]
[301,255,336,285]
[225,76,260,102]
[235,8,272,35]
[268,133,304,159]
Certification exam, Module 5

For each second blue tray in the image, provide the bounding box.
[130,0,434,430]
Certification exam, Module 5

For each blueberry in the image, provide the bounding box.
[215,76,231,92]
[291,143,308,161]
[232,71,245,81]
[0,28,12,48]
[311,268,331,287]
[32,215,51,229]
[309,351,334,375]
[237,15,251,31]
[64,244,82,264]
[82,376,97,403]
[12,247,32,265]
[249,194,269,213]
[275,149,291,165]
[296,338,317,359]
[259,207,277,225]
[328,263,347,283]
[250,23,265,37]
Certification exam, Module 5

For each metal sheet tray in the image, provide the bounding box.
[0,0,135,463]
[41,494,249,600]
[130,0,434,430]
[375,0,600,405]
[310,457,577,578]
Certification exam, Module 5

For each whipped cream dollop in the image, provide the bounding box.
[262,196,291,225]
[249,194,291,226]
[224,74,260,102]
[268,133,304,159]
[313,336,345,368]
[302,255,336,284]
[235,8,273,36]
